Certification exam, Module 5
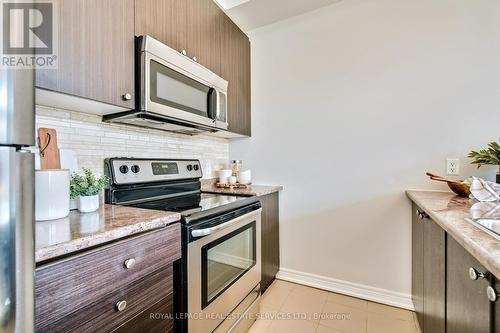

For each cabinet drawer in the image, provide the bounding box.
[35,224,180,330]
[39,265,173,332]
[112,293,174,333]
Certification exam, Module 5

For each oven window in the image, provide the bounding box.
[150,60,211,117]
[201,222,256,308]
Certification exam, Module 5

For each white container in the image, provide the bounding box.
[228,176,237,185]
[35,170,70,221]
[238,170,252,185]
[77,195,100,213]
[218,169,232,184]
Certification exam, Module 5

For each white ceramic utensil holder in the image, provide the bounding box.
[35,169,70,221]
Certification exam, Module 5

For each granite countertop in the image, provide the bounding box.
[201,182,283,197]
[406,190,500,279]
[35,204,181,263]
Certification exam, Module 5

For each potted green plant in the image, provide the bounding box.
[468,141,500,183]
[70,169,109,213]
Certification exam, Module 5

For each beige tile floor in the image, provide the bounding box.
[249,280,420,333]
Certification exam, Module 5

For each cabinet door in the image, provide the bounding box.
[36,0,135,108]
[134,0,188,53]
[411,204,424,330]
[221,16,251,136]
[495,278,500,333]
[447,235,491,333]
[186,0,222,74]
[260,192,280,293]
[423,217,446,333]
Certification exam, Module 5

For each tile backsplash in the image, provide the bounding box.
[35,105,229,178]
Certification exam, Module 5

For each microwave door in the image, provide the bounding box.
[146,55,217,129]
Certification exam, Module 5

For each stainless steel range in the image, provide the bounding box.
[104,158,261,333]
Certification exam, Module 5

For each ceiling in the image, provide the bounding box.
[219,0,343,32]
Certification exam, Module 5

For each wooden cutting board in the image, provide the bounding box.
[38,128,61,169]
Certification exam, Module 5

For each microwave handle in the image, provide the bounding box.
[207,88,217,122]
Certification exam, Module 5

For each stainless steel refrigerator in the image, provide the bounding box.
[0,65,35,331]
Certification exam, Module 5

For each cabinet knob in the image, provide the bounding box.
[487,286,499,302]
[122,93,132,101]
[124,258,136,269]
[116,300,127,311]
[416,209,428,220]
[468,267,487,281]
[192,56,198,62]
[181,49,187,56]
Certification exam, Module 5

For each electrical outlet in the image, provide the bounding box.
[446,158,460,175]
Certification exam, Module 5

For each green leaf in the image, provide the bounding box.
[70,168,109,199]
[468,141,500,168]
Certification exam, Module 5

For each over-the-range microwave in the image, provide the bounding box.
[103,35,228,135]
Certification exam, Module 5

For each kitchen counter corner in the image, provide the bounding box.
[35,204,181,263]
[406,190,500,279]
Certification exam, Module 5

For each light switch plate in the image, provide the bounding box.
[446,158,460,175]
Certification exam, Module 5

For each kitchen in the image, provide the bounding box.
[1,0,500,333]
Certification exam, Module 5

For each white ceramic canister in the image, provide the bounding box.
[35,169,70,221]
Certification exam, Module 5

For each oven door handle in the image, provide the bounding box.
[191,218,242,238]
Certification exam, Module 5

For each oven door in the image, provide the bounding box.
[142,51,228,129]
[187,209,261,333]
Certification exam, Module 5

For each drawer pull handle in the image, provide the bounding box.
[116,300,127,312]
[487,286,499,302]
[124,258,136,269]
[469,267,487,281]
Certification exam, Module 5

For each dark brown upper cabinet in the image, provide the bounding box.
[186,0,222,74]
[35,0,135,109]
[134,0,188,55]
[221,15,251,136]
[135,0,251,136]
[135,0,221,73]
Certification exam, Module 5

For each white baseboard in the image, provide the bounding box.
[276,268,414,311]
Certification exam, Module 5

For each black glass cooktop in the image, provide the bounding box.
[129,193,251,217]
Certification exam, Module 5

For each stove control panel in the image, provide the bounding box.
[105,158,202,185]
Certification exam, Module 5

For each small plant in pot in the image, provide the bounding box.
[468,141,500,183]
[70,169,109,213]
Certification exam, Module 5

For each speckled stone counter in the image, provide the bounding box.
[35,204,181,263]
[201,179,283,197]
[406,190,500,278]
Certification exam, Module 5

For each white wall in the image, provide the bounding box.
[230,0,500,306]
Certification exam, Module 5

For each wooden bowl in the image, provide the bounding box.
[446,182,471,197]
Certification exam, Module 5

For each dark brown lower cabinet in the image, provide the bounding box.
[412,204,424,328]
[495,278,500,333]
[411,204,445,333]
[423,215,446,333]
[260,192,280,293]
[112,293,174,333]
[35,225,181,333]
[447,235,491,333]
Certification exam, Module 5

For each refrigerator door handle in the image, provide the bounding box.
[0,148,35,333]
[14,150,35,333]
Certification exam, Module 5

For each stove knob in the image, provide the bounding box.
[187,165,193,171]
[193,164,199,171]
[119,165,129,174]
[131,165,140,174]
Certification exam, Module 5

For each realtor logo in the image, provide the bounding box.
[1,1,57,68]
